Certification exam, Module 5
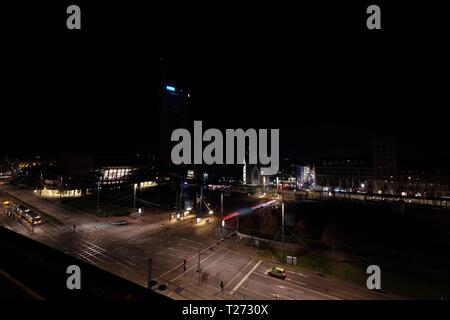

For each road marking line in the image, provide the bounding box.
[83,240,137,266]
[203,249,231,268]
[286,278,306,286]
[257,272,341,300]
[251,271,339,299]
[170,248,228,282]
[286,270,310,278]
[298,285,341,300]
[232,260,261,293]
[225,258,254,289]
[158,246,223,281]
[77,252,98,265]
[275,283,305,295]
[256,272,306,285]
[271,292,294,300]
[238,284,273,299]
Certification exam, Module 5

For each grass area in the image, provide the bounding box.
[257,248,366,284]
[257,247,450,299]
[63,197,133,217]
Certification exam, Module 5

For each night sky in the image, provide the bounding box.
[3,2,450,165]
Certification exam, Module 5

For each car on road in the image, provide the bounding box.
[111,220,129,226]
[267,266,286,279]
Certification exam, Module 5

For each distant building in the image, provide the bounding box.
[126,59,190,179]
[158,70,190,169]
[398,167,450,198]
[39,153,157,197]
[272,158,297,189]
[314,137,450,198]
[315,159,374,192]
[372,137,398,194]
[296,164,316,189]
[0,156,16,179]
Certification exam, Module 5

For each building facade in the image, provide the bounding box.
[315,159,374,193]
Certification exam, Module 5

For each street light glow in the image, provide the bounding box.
[166,85,176,92]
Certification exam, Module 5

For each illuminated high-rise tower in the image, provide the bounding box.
[158,59,190,172]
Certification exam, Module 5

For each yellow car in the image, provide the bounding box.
[2,200,11,208]
[267,266,286,279]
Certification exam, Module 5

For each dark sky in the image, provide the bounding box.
[3,1,450,165]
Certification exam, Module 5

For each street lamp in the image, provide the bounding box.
[281,201,285,263]
[97,181,101,213]
[60,176,63,200]
[220,192,224,240]
[276,177,280,195]
[133,183,137,212]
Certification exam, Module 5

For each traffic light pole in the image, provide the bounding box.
[147,258,152,290]
[220,192,224,240]
[281,201,285,262]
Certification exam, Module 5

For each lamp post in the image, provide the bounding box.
[195,192,198,220]
[147,258,152,290]
[133,183,137,213]
[97,181,101,214]
[220,192,224,240]
[60,176,63,200]
[281,201,285,262]
[199,185,203,215]
[180,182,184,214]
[175,184,179,216]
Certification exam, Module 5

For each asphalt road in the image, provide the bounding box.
[0,185,394,300]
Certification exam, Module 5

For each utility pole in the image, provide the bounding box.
[175,184,179,216]
[197,246,201,284]
[195,192,198,219]
[133,183,137,213]
[180,182,184,214]
[281,201,285,262]
[198,246,201,271]
[276,177,279,196]
[97,181,100,214]
[60,176,63,200]
[199,185,203,216]
[220,192,224,240]
[147,258,152,290]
